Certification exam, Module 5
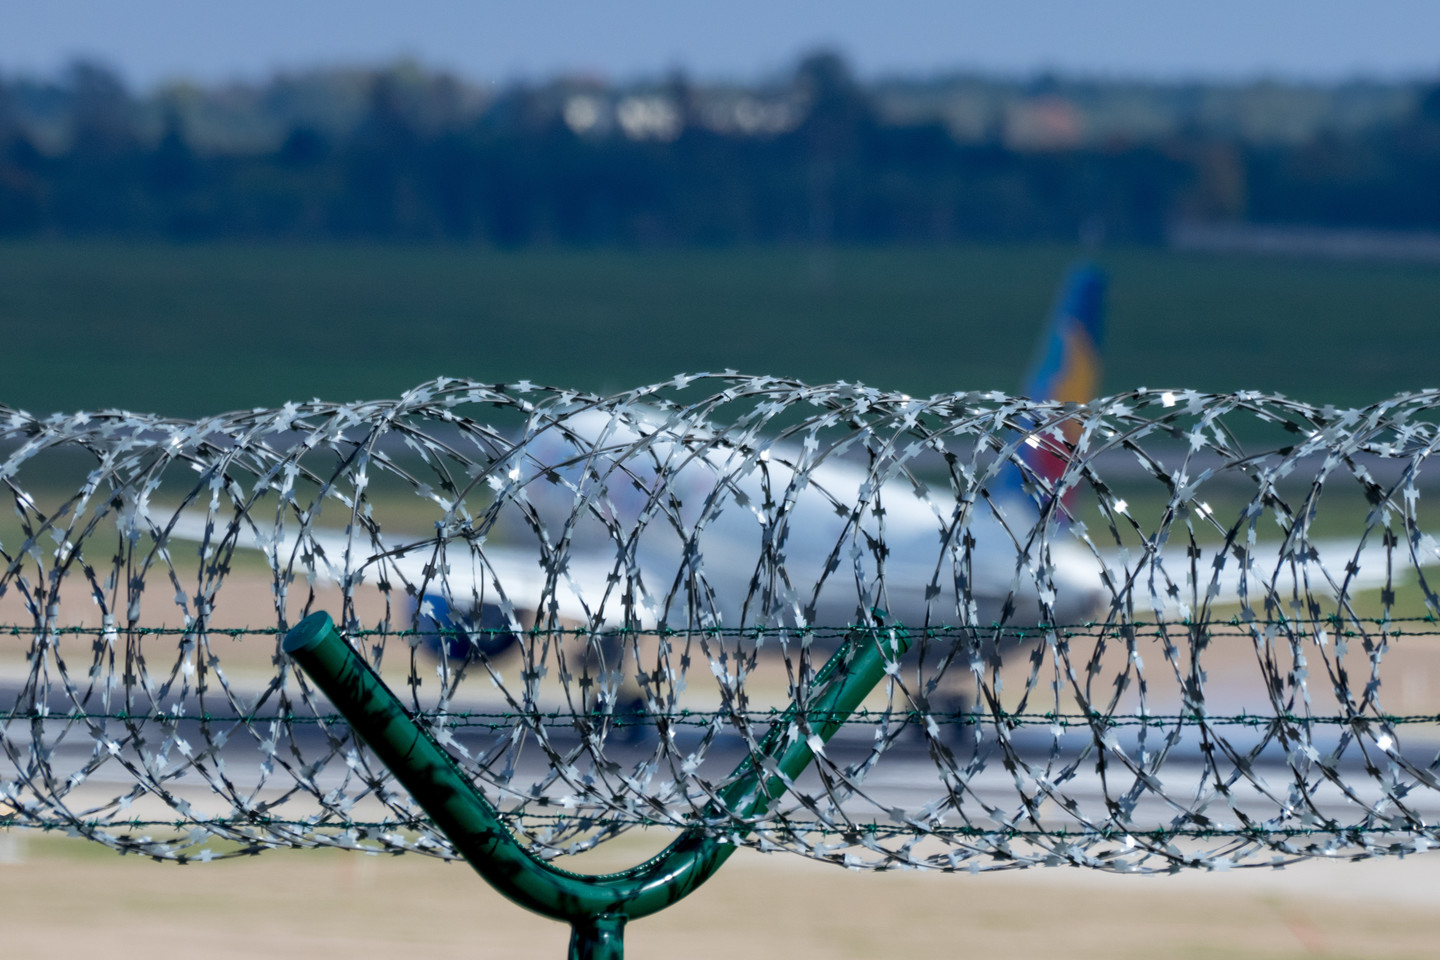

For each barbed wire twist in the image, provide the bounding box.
[4,375,1440,873]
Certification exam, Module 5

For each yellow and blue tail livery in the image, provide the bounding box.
[1009,263,1107,513]
[1023,262,1106,405]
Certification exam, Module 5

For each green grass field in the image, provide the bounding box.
[2,241,1438,417]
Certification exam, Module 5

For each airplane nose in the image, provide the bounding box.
[473,602,522,657]
[412,593,521,662]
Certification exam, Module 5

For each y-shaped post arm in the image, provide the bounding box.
[283,612,910,959]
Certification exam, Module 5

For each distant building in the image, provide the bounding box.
[1002,96,1083,151]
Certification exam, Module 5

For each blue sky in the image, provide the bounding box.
[2,0,1438,87]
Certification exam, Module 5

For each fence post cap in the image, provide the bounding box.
[283,611,336,655]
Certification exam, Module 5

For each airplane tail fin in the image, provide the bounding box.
[1022,262,1106,405]
[1009,263,1107,515]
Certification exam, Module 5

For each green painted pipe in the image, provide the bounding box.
[568,913,625,960]
[283,611,909,956]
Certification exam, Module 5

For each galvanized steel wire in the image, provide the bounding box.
[4,375,1440,872]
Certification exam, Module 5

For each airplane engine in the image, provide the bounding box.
[411,593,521,663]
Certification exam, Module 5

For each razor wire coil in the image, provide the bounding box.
[5,375,1440,873]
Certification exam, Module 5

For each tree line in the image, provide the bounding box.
[2,53,1439,245]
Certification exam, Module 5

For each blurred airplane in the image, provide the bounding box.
[165,266,1112,667]
[318,259,1439,656]
[398,262,1112,661]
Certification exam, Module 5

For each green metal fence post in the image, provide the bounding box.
[568,913,626,960]
[283,611,909,958]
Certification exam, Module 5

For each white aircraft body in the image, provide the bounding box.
[162,264,1440,671]
[160,267,1109,658]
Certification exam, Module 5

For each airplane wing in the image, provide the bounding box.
[1097,531,1440,619]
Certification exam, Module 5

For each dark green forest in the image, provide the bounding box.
[3,53,1440,245]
